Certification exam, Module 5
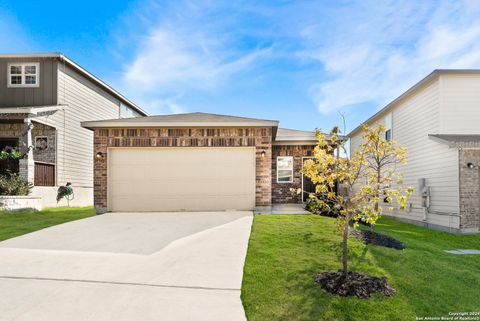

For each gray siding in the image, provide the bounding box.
[35,64,120,188]
[0,58,57,107]
[439,74,480,135]
[392,80,459,229]
[350,79,460,230]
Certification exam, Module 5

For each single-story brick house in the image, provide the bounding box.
[82,113,322,213]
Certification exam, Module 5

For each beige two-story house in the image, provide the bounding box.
[349,70,480,233]
[0,53,147,208]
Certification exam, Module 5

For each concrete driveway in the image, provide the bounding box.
[0,211,253,321]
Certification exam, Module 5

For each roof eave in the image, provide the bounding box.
[273,134,346,145]
[0,105,66,115]
[0,52,63,58]
[428,134,480,149]
[275,136,317,141]
[81,120,280,130]
[347,70,442,137]
[273,140,317,146]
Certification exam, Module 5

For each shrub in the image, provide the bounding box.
[0,149,23,160]
[0,173,33,196]
[305,199,323,214]
[305,197,341,218]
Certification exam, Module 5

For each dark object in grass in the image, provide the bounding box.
[351,229,405,250]
[315,271,396,299]
[304,199,340,218]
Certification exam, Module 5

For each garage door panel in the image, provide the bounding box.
[110,195,254,212]
[108,147,255,212]
[110,180,254,196]
[110,166,251,180]
[111,183,252,197]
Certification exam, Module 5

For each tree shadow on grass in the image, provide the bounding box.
[283,266,336,321]
[282,264,414,321]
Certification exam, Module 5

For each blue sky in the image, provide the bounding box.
[2,1,480,133]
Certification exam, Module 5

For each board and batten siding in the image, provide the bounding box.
[35,64,121,188]
[350,79,460,230]
[439,74,480,135]
[0,58,58,107]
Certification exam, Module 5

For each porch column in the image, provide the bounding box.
[19,119,35,184]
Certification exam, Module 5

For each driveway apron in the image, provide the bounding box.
[0,211,253,321]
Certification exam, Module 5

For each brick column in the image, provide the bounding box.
[93,131,108,214]
[255,135,272,206]
[459,149,480,232]
[19,119,34,185]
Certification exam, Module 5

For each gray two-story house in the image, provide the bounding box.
[0,53,147,208]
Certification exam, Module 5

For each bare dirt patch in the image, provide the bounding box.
[315,271,396,299]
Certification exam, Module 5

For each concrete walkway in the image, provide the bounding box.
[255,203,311,214]
[0,211,253,321]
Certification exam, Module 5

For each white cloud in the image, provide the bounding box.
[302,0,480,114]
[112,1,275,115]
[124,28,270,92]
[138,96,186,114]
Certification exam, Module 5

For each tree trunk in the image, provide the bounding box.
[372,168,381,232]
[342,211,350,279]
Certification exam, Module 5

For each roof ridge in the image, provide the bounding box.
[131,112,278,122]
[194,111,278,122]
[278,127,315,132]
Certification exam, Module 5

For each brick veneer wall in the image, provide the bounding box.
[271,145,315,203]
[0,123,23,139]
[32,123,56,164]
[459,149,480,231]
[93,127,273,213]
[0,122,56,164]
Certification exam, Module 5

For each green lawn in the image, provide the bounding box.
[0,206,95,241]
[241,214,480,321]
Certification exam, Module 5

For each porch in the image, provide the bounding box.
[0,106,62,188]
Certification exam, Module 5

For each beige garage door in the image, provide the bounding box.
[107,147,256,212]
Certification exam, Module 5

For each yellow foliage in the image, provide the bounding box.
[301,123,412,230]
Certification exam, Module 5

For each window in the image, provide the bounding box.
[7,63,40,87]
[385,113,392,141]
[383,186,391,203]
[277,156,293,183]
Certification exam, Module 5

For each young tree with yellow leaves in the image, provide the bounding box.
[360,123,411,231]
[302,124,412,279]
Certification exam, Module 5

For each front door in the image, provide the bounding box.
[302,157,316,202]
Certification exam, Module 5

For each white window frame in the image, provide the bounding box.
[385,113,392,141]
[277,156,294,183]
[7,62,40,88]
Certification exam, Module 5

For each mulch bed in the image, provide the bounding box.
[351,229,405,250]
[315,271,396,299]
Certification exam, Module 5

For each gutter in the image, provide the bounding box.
[81,120,280,129]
